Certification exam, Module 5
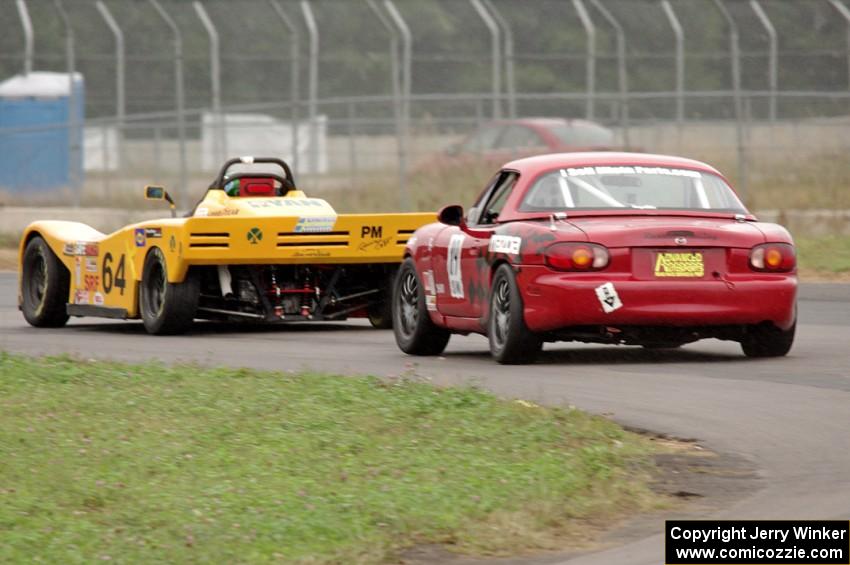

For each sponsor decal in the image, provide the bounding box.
[207,207,239,217]
[435,283,445,295]
[565,165,701,179]
[246,227,263,244]
[145,227,162,239]
[425,294,437,312]
[84,274,99,292]
[595,282,623,314]
[74,289,89,305]
[94,292,105,306]
[74,257,82,282]
[294,215,337,233]
[64,242,99,256]
[489,235,522,255]
[246,198,326,209]
[195,207,209,217]
[292,249,331,258]
[423,270,435,293]
[654,252,704,278]
[358,236,392,252]
[134,228,146,247]
[85,258,98,273]
[447,234,465,299]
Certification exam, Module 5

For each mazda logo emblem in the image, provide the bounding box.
[674,237,687,245]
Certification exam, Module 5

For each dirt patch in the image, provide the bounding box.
[399,433,760,565]
[799,269,850,283]
[0,249,17,271]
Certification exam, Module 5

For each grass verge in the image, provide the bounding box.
[0,353,661,564]
[796,236,850,279]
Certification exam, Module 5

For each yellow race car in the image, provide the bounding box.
[18,157,434,334]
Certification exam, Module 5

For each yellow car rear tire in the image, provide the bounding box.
[139,248,199,335]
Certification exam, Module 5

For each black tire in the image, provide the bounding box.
[367,270,394,329]
[488,264,542,364]
[21,236,70,328]
[740,320,795,358]
[139,248,199,335]
[392,258,450,355]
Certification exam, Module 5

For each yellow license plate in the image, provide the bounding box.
[654,252,704,278]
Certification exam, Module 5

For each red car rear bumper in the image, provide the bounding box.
[517,266,797,333]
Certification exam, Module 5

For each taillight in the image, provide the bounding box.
[749,243,795,272]
[545,242,610,271]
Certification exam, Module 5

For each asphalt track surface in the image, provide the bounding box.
[2,271,849,564]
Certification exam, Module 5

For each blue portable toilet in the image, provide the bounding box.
[0,71,84,193]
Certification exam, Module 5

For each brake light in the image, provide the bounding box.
[749,243,795,272]
[545,242,610,271]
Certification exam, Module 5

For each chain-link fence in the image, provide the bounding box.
[1,0,849,212]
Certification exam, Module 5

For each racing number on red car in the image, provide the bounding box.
[102,253,127,295]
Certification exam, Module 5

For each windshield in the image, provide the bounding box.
[520,166,747,213]
[549,124,614,147]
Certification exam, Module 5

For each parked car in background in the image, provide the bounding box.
[433,118,619,169]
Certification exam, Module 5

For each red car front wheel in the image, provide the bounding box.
[392,258,450,356]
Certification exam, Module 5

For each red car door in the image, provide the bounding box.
[432,172,519,319]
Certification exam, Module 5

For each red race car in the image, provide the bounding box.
[393,152,796,364]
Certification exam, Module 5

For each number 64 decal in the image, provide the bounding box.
[102,252,127,295]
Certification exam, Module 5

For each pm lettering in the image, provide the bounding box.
[361,225,383,238]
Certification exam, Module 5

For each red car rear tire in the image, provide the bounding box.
[740,320,795,358]
[488,264,542,364]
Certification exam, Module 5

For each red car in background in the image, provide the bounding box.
[393,152,797,364]
[436,118,618,168]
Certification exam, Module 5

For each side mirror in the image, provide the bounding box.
[144,185,176,217]
[438,204,464,226]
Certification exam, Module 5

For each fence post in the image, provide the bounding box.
[828,0,850,92]
[482,0,516,119]
[193,2,227,165]
[469,0,501,119]
[149,0,187,207]
[269,0,301,175]
[750,0,777,122]
[712,0,746,197]
[384,0,412,211]
[15,0,33,76]
[572,0,595,120]
[366,0,404,202]
[660,0,684,126]
[347,101,357,189]
[300,0,319,178]
[95,1,124,169]
[53,0,82,205]
[590,0,628,147]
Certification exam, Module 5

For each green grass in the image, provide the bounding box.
[0,353,660,564]
[796,236,850,274]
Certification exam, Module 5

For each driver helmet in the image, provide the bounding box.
[224,177,240,197]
